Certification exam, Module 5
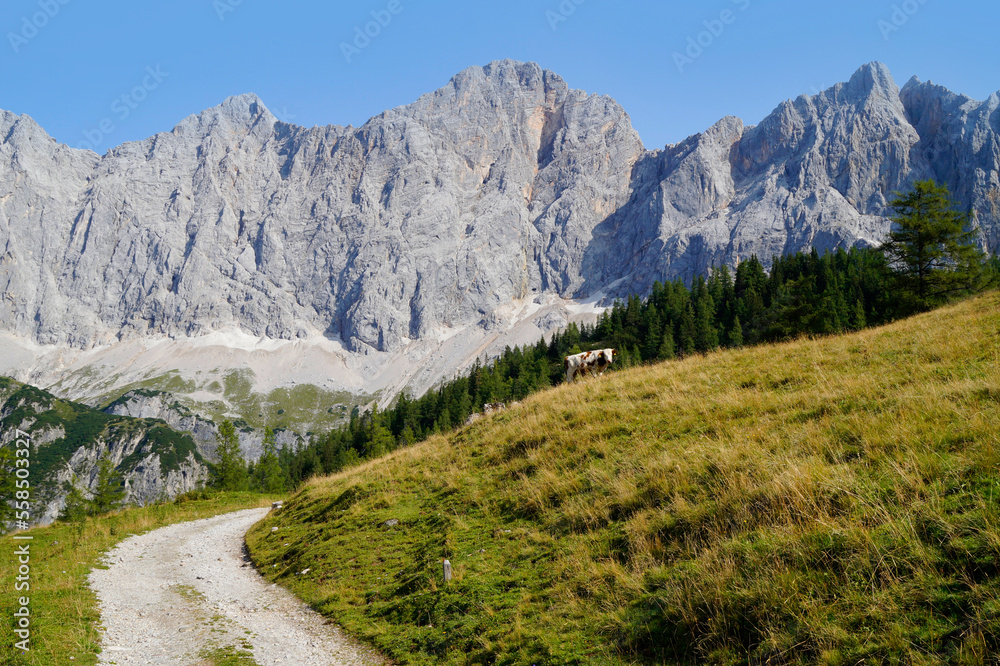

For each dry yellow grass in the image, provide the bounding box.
[248,293,1000,664]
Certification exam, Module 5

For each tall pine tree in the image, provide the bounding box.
[214,420,249,491]
[881,180,987,312]
[89,455,126,515]
[255,427,286,494]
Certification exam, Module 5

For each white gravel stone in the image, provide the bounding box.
[88,508,385,665]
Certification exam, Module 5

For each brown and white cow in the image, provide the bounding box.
[564,349,616,383]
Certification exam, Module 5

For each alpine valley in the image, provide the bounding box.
[1,60,999,518]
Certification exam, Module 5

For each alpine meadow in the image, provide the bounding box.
[3,9,1000,661]
[245,291,1000,664]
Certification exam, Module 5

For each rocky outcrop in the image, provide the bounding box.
[104,389,218,451]
[0,60,997,361]
[899,76,1000,250]
[0,377,208,526]
[104,389,305,462]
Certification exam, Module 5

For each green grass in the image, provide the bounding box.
[0,492,276,665]
[197,643,261,666]
[170,583,262,665]
[246,292,1000,664]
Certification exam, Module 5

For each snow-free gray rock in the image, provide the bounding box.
[1,60,997,359]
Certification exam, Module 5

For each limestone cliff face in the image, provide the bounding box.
[899,76,1000,250]
[0,60,641,353]
[0,378,208,526]
[584,63,998,299]
[0,60,997,357]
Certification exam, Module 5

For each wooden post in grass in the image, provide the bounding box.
[443,559,452,584]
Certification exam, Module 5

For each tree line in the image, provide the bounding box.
[6,180,994,518]
[188,180,1000,494]
[248,247,894,492]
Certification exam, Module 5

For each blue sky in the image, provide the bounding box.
[1,0,997,153]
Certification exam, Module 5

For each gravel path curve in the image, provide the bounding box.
[88,508,385,665]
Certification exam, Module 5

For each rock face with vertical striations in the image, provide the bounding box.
[0,60,643,354]
[0,60,998,408]
[583,62,998,299]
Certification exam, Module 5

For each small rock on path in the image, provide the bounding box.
[88,508,385,665]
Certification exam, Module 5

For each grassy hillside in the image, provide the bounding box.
[0,492,274,665]
[246,292,1000,665]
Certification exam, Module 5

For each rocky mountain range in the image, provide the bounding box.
[0,60,997,423]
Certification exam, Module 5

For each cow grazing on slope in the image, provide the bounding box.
[564,349,616,383]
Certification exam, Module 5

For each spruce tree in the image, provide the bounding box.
[642,304,662,361]
[658,327,676,360]
[697,305,719,351]
[851,299,868,330]
[214,420,249,491]
[59,480,89,523]
[881,180,987,312]
[728,316,744,348]
[299,446,323,480]
[367,419,395,458]
[986,255,1000,287]
[693,279,719,353]
[679,303,697,356]
[89,455,126,515]
[256,427,286,494]
[337,446,360,471]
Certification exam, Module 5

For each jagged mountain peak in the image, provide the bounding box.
[167,92,277,141]
[898,75,982,140]
[0,107,99,178]
[846,61,897,97]
[0,61,998,409]
[216,92,272,121]
[702,115,745,142]
[899,75,969,101]
[792,61,902,114]
[418,59,574,123]
[1,110,52,145]
[426,59,579,127]
[459,59,565,91]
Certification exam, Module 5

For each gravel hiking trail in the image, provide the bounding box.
[88,508,385,665]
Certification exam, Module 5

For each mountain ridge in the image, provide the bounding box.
[0,59,997,417]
